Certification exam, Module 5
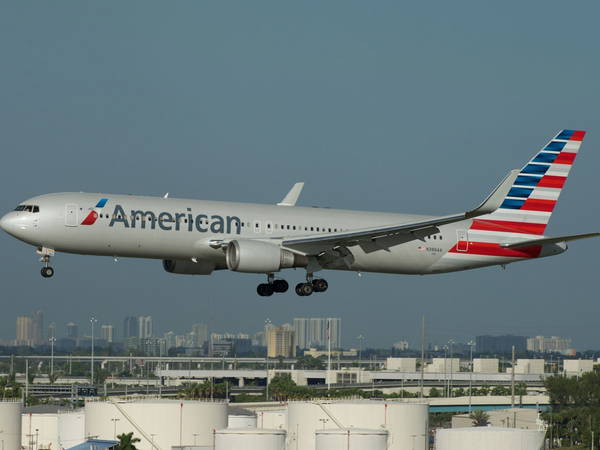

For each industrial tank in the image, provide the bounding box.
[257,409,287,430]
[0,401,22,450]
[85,399,227,450]
[214,428,285,450]
[287,400,428,450]
[227,414,257,428]
[316,428,388,450]
[436,427,545,450]
[58,410,85,448]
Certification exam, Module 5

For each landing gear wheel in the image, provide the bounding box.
[41,267,54,278]
[273,279,289,293]
[295,282,313,296]
[312,278,328,293]
[257,283,274,297]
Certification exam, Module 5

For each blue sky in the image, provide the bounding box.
[1,1,599,349]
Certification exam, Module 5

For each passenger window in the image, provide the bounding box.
[33,206,39,213]
[293,225,296,230]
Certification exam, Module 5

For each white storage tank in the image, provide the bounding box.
[257,409,287,430]
[287,400,428,450]
[0,401,22,450]
[316,428,388,450]
[58,410,85,448]
[215,428,285,450]
[436,427,545,450]
[22,412,58,449]
[85,399,227,450]
[228,414,257,428]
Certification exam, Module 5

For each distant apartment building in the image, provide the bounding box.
[266,323,296,358]
[31,310,44,346]
[16,316,33,346]
[66,322,79,339]
[527,336,572,353]
[293,318,341,349]
[101,325,114,343]
[47,322,56,340]
[123,316,138,339]
[138,316,153,339]
[209,333,252,356]
[191,323,209,347]
[476,335,527,354]
[393,340,409,351]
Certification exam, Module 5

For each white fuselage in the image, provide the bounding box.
[0,192,564,277]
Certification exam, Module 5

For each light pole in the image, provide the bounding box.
[443,345,448,397]
[468,340,475,412]
[49,337,56,377]
[448,339,455,397]
[90,317,97,385]
[111,418,120,439]
[357,335,364,366]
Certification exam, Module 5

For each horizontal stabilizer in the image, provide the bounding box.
[501,232,600,249]
[277,182,304,206]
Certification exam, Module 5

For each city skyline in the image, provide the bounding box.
[2,309,581,355]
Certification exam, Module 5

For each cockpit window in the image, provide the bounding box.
[14,205,39,213]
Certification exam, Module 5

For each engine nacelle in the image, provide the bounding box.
[162,259,215,275]
[226,240,307,273]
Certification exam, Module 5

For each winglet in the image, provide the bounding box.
[465,169,520,219]
[277,182,304,206]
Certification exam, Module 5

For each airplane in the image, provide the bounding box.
[1,129,598,297]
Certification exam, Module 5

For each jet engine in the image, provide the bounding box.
[226,239,307,273]
[162,259,215,275]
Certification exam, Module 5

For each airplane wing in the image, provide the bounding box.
[500,232,600,249]
[282,169,519,256]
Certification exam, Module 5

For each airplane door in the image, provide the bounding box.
[65,204,78,227]
[456,229,469,252]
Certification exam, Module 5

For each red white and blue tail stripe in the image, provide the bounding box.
[446,130,585,260]
[472,129,584,237]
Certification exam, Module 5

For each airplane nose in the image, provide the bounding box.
[0,214,9,232]
[0,212,20,236]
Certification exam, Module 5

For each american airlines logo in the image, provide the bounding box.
[108,204,242,235]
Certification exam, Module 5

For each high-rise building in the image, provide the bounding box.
[527,336,572,353]
[31,310,44,346]
[101,325,114,343]
[16,316,32,346]
[66,322,79,339]
[191,323,209,347]
[47,322,56,340]
[293,318,342,349]
[123,317,138,339]
[476,335,527,354]
[138,316,153,339]
[266,323,296,358]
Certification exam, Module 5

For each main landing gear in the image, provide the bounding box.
[256,273,328,297]
[37,247,55,278]
[295,274,328,297]
[257,274,289,297]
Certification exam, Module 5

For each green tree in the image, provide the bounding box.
[428,387,441,398]
[295,356,325,370]
[469,409,490,427]
[116,432,140,450]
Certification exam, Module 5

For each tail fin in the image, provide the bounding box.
[472,130,586,236]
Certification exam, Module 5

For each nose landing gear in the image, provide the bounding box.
[37,247,55,278]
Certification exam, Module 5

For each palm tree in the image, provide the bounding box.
[469,409,490,427]
[116,432,141,450]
